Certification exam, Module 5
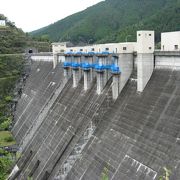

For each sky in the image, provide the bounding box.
[0,0,103,32]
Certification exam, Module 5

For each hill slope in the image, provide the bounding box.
[31,0,180,44]
[0,14,50,53]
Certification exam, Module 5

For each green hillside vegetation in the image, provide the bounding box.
[0,131,15,146]
[0,14,50,53]
[31,0,180,44]
[0,54,24,129]
[0,55,24,135]
[0,148,12,180]
[100,4,180,43]
[0,54,24,180]
[0,15,32,179]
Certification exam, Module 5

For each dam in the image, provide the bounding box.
[9,30,180,180]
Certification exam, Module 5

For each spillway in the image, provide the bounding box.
[10,40,180,180]
[12,71,114,179]
[65,69,180,180]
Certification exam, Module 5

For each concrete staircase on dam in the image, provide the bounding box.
[65,69,180,180]
[12,61,65,146]
[11,74,114,179]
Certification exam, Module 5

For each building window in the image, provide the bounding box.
[105,48,109,51]
[149,34,151,36]
[149,47,152,50]
[123,47,127,50]
[70,49,73,52]
[162,45,164,50]
[175,45,178,50]
[138,34,141,36]
[91,48,95,51]
[116,48,117,53]
[80,49,83,51]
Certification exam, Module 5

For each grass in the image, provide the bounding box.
[0,131,15,147]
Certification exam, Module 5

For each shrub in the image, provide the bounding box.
[159,167,171,180]
[4,136,14,142]
[101,167,109,180]
[0,118,11,130]
[4,96,12,102]
[0,156,12,180]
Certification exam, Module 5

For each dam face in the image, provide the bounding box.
[12,61,114,179]
[66,69,180,180]
[10,31,180,180]
[12,61,66,149]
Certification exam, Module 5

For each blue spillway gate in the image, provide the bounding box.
[111,65,121,74]
[63,52,121,74]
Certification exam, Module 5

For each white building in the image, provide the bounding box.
[136,30,155,53]
[52,42,67,67]
[65,42,136,54]
[52,31,154,55]
[52,42,67,53]
[0,20,6,26]
[161,31,180,51]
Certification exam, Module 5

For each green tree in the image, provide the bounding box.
[30,0,179,44]
[159,167,171,180]
[0,156,12,180]
[101,167,109,180]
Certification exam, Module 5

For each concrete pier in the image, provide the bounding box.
[73,69,79,88]
[112,74,120,100]
[96,72,104,94]
[118,53,133,93]
[136,30,154,92]
[137,53,154,92]
[84,55,95,82]
[84,70,91,90]
[64,68,71,80]
[53,53,58,68]
[96,54,110,94]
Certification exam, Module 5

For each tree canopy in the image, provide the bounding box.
[31,0,180,44]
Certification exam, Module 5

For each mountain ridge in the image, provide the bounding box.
[31,0,180,44]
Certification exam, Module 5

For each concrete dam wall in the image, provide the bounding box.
[66,69,180,180]
[12,60,67,149]
[9,34,180,179]
[10,57,116,179]
[10,58,180,180]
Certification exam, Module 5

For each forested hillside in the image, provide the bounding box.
[31,0,180,44]
[0,15,28,179]
[0,14,50,53]
[0,54,24,179]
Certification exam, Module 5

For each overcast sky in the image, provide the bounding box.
[0,0,103,32]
